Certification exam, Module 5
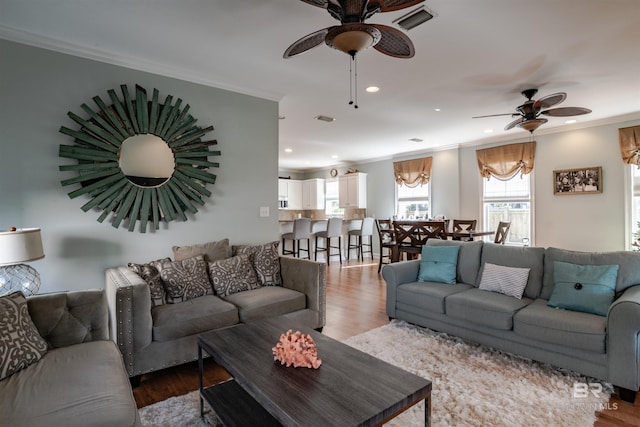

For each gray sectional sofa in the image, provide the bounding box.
[383,239,640,402]
[105,254,326,379]
[0,290,140,427]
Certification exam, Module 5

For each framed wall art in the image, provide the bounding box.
[553,166,602,195]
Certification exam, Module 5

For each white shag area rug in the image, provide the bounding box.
[139,320,612,427]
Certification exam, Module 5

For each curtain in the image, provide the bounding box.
[393,157,432,187]
[619,125,640,166]
[476,141,536,180]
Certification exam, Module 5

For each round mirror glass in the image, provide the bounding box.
[118,134,175,187]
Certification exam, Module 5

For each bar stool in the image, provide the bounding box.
[313,218,343,265]
[281,218,311,259]
[347,217,375,261]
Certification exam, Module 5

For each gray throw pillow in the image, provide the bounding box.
[172,239,230,263]
[0,291,48,380]
[159,255,213,303]
[127,257,170,307]
[208,254,259,297]
[232,241,282,286]
[478,262,531,299]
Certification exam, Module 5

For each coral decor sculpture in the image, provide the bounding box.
[272,329,322,369]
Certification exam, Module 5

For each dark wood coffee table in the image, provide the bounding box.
[198,317,432,426]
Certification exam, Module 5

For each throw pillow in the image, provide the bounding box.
[478,263,531,299]
[127,257,171,307]
[172,238,230,263]
[208,254,259,297]
[232,241,281,286]
[548,261,619,316]
[418,245,460,284]
[159,256,213,303]
[0,292,48,380]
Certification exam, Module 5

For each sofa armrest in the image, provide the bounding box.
[27,290,108,349]
[279,256,326,328]
[105,267,153,376]
[381,260,420,318]
[607,284,640,391]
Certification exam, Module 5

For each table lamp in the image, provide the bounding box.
[0,227,45,296]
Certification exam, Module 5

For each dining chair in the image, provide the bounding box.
[494,221,511,244]
[393,220,447,261]
[452,219,477,241]
[347,217,375,261]
[313,218,343,265]
[281,218,311,259]
[375,219,396,273]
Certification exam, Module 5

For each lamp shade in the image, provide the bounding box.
[0,228,45,266]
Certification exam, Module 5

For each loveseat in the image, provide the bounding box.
[383,239,640,402]
[0,290,140,427]
[105,239,326,379]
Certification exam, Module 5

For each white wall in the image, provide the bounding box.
[0,40,279,293]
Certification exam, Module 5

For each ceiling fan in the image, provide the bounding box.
[472,88,592,133]
[283,0,424,59]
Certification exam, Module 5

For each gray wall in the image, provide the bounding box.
[0,40,279,293]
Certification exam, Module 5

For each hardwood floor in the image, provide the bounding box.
[132,257,638,426]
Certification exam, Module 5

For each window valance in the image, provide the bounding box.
[393,156,432,187]
[476,141,536,180]
[619,125,640,166]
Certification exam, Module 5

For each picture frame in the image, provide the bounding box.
[553,166,602,195]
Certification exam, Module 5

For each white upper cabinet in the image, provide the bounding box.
[302,178,325,210]
[339,172,367,208]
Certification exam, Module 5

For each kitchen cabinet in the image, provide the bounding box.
[339,172,367,208]
[302,178,325,210]
[278,179,302,209]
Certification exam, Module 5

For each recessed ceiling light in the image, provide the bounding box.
[314,115,335,122]
[284,148,293,153]
[409,138,423,143]
[365,86,380,93]
[565,119,577,124]
[331,154,339,159]
[434,108,441,112]
[484,129,493,133]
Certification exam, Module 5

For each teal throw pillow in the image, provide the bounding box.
[547,261,619,316]
[418,245,460,284]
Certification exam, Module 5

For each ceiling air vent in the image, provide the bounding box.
[393,6,435,31]
[314,115,335,122]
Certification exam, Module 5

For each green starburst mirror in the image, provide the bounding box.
[58,84,219,233]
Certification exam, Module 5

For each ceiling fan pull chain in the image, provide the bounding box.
[348,55,354,106]
[353,54,359,109]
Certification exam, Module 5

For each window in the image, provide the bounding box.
[482,175,532,245]
[396,183,430,219]
[325,179,344,216]
[630,166,640,248]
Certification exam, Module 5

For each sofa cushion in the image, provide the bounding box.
[542,247,640,300]
[446,288,532,330]
[0,292,48,381]
[514,299,606,353]
[208,254,260,297]
[547,261,618,316]
[479,243,545,299]
[0,341,139,427]
[222,286,306,323]
[232,241,282,286]
[127,257,170,307]
[397,282,473,314]
[152,295,238,342]
[159,255,213,303]
[172,238,230,263]
[418,245,459,284]
[478,262,531,299]
[426,239,484,285]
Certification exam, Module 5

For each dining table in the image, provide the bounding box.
[448,229,495,241]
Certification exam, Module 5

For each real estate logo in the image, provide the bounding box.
[572,382,618,411]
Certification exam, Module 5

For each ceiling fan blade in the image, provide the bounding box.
[377,0,426,12]
[299,0,329,8]
[504,117,526,130]
[371,24,414,58]
[540,107,592,117]
[533,92,566,110]
[472,113,516,119]
[283,28,331,58]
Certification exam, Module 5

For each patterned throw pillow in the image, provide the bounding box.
[208,254,260,297]
[127,257,170,307]
[232,241,282,286]
[0,292,48,380]
[172,239,230,263]
[159,256,213,303]
[478,262,531,299]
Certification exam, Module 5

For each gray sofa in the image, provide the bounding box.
[105,255,326,379]
[383,239,640,402]
[0,290,140,427]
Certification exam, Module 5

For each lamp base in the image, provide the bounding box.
[0,264,41,296]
